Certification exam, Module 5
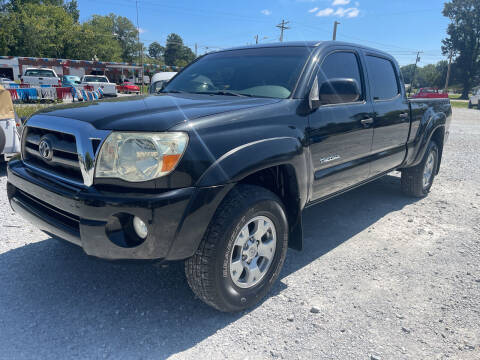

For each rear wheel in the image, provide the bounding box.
[185,184,288,312]
[468,101,472,109]
[401,141,439,197]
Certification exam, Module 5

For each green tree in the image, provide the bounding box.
[63,0,78,23]
[400,64,417,85]
[164,33,183,66]
[164,33,195,66]
[442,0,480,99]
[76,15,122,61]
[0,3,76,58]
[111,14,141,63]
[148,41,164,60]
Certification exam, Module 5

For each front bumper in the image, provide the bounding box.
[7,159,230,260]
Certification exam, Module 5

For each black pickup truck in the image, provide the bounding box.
[7,41,451,311]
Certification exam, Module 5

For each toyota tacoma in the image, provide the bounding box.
[7,42,452,311]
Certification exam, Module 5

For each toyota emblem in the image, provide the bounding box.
[38,138,53,161]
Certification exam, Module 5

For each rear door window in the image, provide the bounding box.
[366,56,400,100]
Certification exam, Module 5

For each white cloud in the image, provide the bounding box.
[346,8,359,17]
[355,1,360,6]
[138,28,146,34]
[308,7,319,13]
[261,9,272,15]
[332,0,350,5]
[334,7,359,17]
[316,8,334,16]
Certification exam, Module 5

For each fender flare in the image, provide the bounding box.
[195,136,309,251]
[196,136,308,191]
[409,112,446,168]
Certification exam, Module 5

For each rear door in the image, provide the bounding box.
[308,48,375,201]
[364,54,410,177]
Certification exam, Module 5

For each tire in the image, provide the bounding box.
[401,141,439,197]
[468,101,472,109]
[185,184,289,312]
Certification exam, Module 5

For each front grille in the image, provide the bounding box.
[22,126,84,183]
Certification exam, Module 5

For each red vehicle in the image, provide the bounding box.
[117,81,140,94]
[412,87,448,99]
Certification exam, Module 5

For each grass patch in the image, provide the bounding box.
[448,94,462,99]
[14,104,51,119]
[450,100,469,109]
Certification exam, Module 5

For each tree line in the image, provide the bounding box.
[0,0,195,66]
[402,0,479,98]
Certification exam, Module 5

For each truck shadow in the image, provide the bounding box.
[0,174,418,358]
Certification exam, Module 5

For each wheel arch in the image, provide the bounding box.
[195,137,309,251]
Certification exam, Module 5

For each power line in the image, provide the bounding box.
[276,20,290,42]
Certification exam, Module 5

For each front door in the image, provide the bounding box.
[308,49,374,201]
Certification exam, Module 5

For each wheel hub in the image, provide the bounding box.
[229,216,277,289]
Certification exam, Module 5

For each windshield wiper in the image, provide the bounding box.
[202,91,251,97]
[161,90,188,94]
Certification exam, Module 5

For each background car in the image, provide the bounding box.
[20,68,61,86]
[118,81,140,94]
[0,77,16,87]
[62,75,81,87]
[149,72,177,94]
[411,87,448,99]
[468,87,480,109]
[80,75,117,96]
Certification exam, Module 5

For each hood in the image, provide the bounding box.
[35,93,281,131]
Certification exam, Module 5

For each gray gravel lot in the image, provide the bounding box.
[0,108,479,359]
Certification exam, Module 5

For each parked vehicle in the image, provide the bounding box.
[80,75,117,96]
[7,42,452,312]
[0,77,16,87]
[117,81,140,94]
[468,88,480,109]
[0,85,20,161]
[62,75,81,87]
[411,87,448,99]
[20,68,61,86]
[149,72,177,93]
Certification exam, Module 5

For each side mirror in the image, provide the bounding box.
[318,78,361,105]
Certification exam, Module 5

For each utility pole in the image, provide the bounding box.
[195,43,198,57]
[255,35,259,44]
[408,51,422,97]
[332,21,340,40]
[276,20,290,42]
[444,50,453,92]
[135,0,144,93]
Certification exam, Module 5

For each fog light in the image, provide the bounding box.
[133,216,148,239]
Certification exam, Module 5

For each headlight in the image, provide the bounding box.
[95,132,188,182]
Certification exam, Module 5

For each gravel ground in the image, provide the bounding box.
[0,108,479,360]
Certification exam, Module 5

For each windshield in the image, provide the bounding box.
[24,69,56,77]
[65,76,80,82]
[163,47,313,99]
[83,76,109,83]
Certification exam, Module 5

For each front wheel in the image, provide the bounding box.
[468,101,473,109]
[401,141,439,197]
[185,184,289,312]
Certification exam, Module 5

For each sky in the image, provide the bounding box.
[77,0,450,66]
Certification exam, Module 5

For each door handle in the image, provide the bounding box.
[399,112,409,119]
[360,118,374,127]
